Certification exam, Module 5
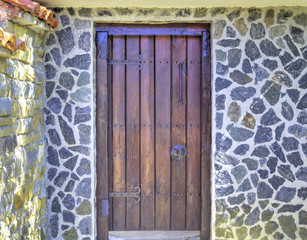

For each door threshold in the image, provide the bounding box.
[109,231,200,240]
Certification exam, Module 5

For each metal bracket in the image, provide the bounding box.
[108,186,141,203]
[107,54,142,70]
[101,199,109,216]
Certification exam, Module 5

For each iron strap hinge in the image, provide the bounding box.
[107,54,143,70]
[108,186,141,203]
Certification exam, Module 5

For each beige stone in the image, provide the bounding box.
[233,18,248,36]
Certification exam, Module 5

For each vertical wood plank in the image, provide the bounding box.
[201,30,211,240]
[96,31,108,240]
[140,36,155,230]
[126,35,140,230]
[155,36,171,230]
[186,36,201,230]
[112,35,126,230]
[171,36,186,230]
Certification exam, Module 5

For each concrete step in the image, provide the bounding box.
[109,231,200,240]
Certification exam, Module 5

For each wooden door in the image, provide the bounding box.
[96,24,211,240]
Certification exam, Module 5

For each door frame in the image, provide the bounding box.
[96,23,211,240]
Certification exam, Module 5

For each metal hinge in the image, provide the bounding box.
[107,54,143,70]
[108,186,141,203]
[101,199,109,216]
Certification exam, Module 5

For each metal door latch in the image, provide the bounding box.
[107,54,143,70]
[171,145,186,160]
[108,186,141,202]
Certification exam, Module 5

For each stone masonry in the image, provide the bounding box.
[44,7,307,239]
[0,20,47,239]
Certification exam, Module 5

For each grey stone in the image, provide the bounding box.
[194,7,207,17]
[228,49,242,68]
[47,97,62,114]
[216,199,228,212]
[261,209,274,221]
[278,215,297,239]
[217,39,240,48]
[242,58,252,74]
[291,26,304,44]
[236,227,248,240]
[216,94,226,110]
[283,34,300,57]
[272,71,292,87]
[63,210,75,224]
[62,227,78,240]
[175,8,191,17]
[46,33,56,46]
[294,12,307,26]
[250,98,266,114]
[215,153,239,166]
[215,77,232,92]
[216,186,234,197]
[78,217,92,235]
[253,64,269,84]
[245,207,260,226]
[259,200,270,209]
[287,152,303,167]
[211,7,227,16]
[257,182,273,199]
[260,39,281,57]
[226,26,236,38]
[74,18,91,30]
[234,214,245,227]
[216,112,223,129]
[227,123,254,142]
[285,59,307,79]
[79,32,91,52]
[216,62,228,75]
[278,164,295,182]
[302,45,307,59]
[64,54,91,70]
[63,103,72,122]
[252,145,270,158]
[269,25,286,39]
[56,27,75,54]
[230,70,252,85]
[56,90,68,101]
[270,142,286,162]
[260,108,281,126]
[71,173,80,181]
[278,204,303,213]
[242,204,252,214]
[47,146,59,167]
[261,81,281,106]
[233,144,249,156]
[227,8,241,21]
[300,211,307,225]
[275,187,296,203]
[51,197,61,213]
[45,64,56,80]
[247,192,256,204]
[245,40,261,61]
[58,116,76,145]
[277,10,293,23]
[267,157,278,173]
[48,129,61,146]
[76,178,91,198]
[227,206,240,219]
[77,72,90,86]
[262,59,278,71]
[227,193,245,205]
[76,200,92,215]
[242,158,258,170]
[265,221,278,234]
[248,8,262,22]
[280,52,294,66]
[59,148,73,159]
[46,81,55,98]
[54,171,69,187]
[231,165,247,184]
[50,48,61,67]
[63,156,78,171]
[250,23,265,39]
[63,194,75,210]
[275,123,285,141]
[74,106,91,124]
[299,228,307,240]
[70,87,91,103]
[215,213,228,226]
[60,15,70,26]
[296,167,307,182]
[50,214,59,238]
[213,20,226,39]
[59,72,75,90]
[282,137,299,152]
[258,169,269,179]
[78,8,91,17]
[303,143,307,157]
[297,93,307,110]
[254,125,273,144]
[298,187,307,200]
[76,158,91,176]
[298,110,307,124]
[78,124,91,145]
[227,101,241,122]
[299,73,307,89]
[288,124,307,138]
[250,225,262,239]
[216,133,232,152]
[67,7,75,15]
[230,86,256,102]
[268,175,285,190]
[237,178,252,192]
[68,145,90,156]
[47,185,55,199]
[65,180,75,192]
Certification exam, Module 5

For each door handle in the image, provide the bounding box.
[178,62,184,106]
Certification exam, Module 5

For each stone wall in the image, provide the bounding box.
[44,6,307,239]
[0,22,46,239]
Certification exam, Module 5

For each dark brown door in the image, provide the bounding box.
[96,24,211,239]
